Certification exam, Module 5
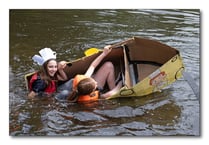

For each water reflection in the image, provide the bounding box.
[10,88,182,136]
[9,9,200,136]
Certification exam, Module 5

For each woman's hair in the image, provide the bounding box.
[67,77,96,102]
[38,59,58,86]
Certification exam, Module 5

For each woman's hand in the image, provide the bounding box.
[58,61,67,70]
[85,45,112,77]
[57,61,68,81]
[103,45,112,56]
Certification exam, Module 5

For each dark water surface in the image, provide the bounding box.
[9,9,200,136]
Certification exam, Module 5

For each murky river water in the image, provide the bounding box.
[9,9,200,136]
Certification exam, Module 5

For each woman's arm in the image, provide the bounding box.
[57,61,68,81]
[85,45,112,77]
[27,77,46,99]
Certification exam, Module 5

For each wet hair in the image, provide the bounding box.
[67,77,96,102]
[77,78,96,95]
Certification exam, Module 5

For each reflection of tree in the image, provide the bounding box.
[111,89,181,126]
[139,90,181,126]
[10,89,182,136]
[142,101,181,126]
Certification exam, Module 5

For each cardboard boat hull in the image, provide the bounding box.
[25,36,184,99]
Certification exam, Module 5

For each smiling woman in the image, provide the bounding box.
[27,48,68,99]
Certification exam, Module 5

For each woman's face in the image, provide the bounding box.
[46,60,57,77]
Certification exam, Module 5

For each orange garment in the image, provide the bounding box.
[73,75,99,102]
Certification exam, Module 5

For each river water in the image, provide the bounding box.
[9,9,200,136]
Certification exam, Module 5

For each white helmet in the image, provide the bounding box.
[32,48,57,65]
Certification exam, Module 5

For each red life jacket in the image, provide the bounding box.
[29,73,56,93]
[73,75,99,102]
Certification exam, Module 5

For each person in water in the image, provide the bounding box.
[28,48,68,99]
[56,45,123,102]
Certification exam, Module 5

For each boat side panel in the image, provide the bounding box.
[63,53,100,80]
[107,54,184,99]
[137,64,160,81]
[64,48,124,81]
[134,54,184,97]
[127,37,179,64]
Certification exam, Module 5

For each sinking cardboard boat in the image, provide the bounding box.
[25,36,184,100]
